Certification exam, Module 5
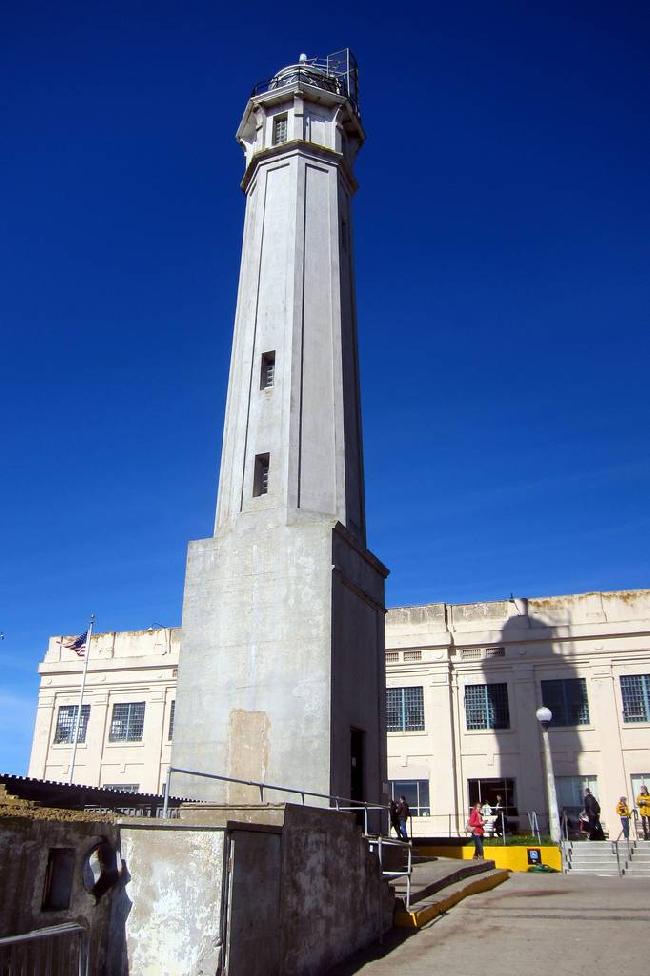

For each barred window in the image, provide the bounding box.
[386,687,425,732]
[620,674,650,723]
[53,704,90,744]
[272,114,288,145]
[253,453,270,496]
[261,351,275,389]
[465,683,510,730]
[168,701,175,741]
[109,702,145,742]
[541,678,590,726]
[103,783,140,793]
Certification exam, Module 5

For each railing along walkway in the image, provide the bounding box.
[0,922,89,976]
[162,766,413,904]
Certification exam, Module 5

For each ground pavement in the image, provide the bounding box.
[328,873,650,975]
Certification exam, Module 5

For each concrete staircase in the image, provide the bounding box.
[390,856,509,927]
[568,838,650,876]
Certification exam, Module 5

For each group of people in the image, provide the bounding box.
[389,796,411,841]
[466,785,650,857]
[614,784,650,840]
[578,785,650,841]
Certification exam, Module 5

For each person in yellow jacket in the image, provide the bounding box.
[616,797,631,839]
[636,785,650,840]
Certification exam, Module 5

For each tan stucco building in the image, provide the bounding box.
[28,589,650,836]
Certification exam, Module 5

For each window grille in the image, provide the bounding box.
[253,453,270,496]
[385,651,399,663]
[404,650,422,662]
[464,683,510,730]
[460,648,482,660]
[541,678,590,726]
[261,351,275,389]
[109,702,145,742]
[272,115,288,145]
[620,674,650,723]
[485,646,506,658]
[389,779,430,816]
[103,784,140,793]
[168,700,175,741]
[53,704,90,744]
[386,687,425,732]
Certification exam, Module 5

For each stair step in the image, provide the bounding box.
[394,868,509,928]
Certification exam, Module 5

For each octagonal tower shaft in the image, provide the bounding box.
[215,71,367,545]
[172,59,387,811]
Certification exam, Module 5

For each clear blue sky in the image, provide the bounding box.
[2,1,649,774]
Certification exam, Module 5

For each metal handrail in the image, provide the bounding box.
[163,766,392,828]
[611,827,634,876]
[163,767,414,910]
[560,811,572,872]
[528,811,542,846]
[373,835,413,909]
[0,922,89,976]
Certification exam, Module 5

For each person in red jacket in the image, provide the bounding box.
[468,802,486,859]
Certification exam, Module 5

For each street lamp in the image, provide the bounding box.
[536,706,561,843]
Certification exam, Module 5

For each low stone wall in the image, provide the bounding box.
[0,809,122,971]
[418,842,562,872]
[2,800,394,975]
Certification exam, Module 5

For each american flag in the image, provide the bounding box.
[61,631,88,657]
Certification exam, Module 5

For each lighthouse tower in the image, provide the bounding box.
[172,52,388,807]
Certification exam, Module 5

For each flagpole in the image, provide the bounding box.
[68,613,95,785]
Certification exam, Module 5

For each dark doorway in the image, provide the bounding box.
[350,727,365,812]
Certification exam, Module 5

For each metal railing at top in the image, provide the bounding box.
[250,49,360,114]
[0,922,89,976]
[162,766,393,837]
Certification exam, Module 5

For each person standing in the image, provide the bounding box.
[615,797,631,839]
[493,794,505,837]
[584,788,605,840]
[636,785,650,840]
[397,795,410,841]
[468,802,485,859]
[389,799,401,839]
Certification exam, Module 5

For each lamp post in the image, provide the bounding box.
[536,706,561,843]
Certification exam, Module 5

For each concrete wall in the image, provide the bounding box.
[173,521,387,809]
[113,822,227,976]
[0,810,123,972]
[277,805,393,975]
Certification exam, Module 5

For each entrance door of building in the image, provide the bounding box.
[350,727,365,825]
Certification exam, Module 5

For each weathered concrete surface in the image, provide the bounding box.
[327,872,650,975]
[173,521,387,812]
[0,812,121,971]
[278,805,394,975]
[115,822,226,976]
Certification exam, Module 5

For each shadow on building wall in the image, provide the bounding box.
[473,601,585,838]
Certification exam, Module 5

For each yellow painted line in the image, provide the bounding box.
[394,870,510,929]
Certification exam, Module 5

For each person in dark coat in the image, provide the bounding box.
[389,799,401,838]
[584,788,605,840]
[397,796,410,841]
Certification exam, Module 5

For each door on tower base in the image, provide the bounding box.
[350,728,365,825]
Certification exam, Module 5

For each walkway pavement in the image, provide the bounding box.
[328,873,650,975]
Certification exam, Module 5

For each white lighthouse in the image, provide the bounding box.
[172,51,388,808]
